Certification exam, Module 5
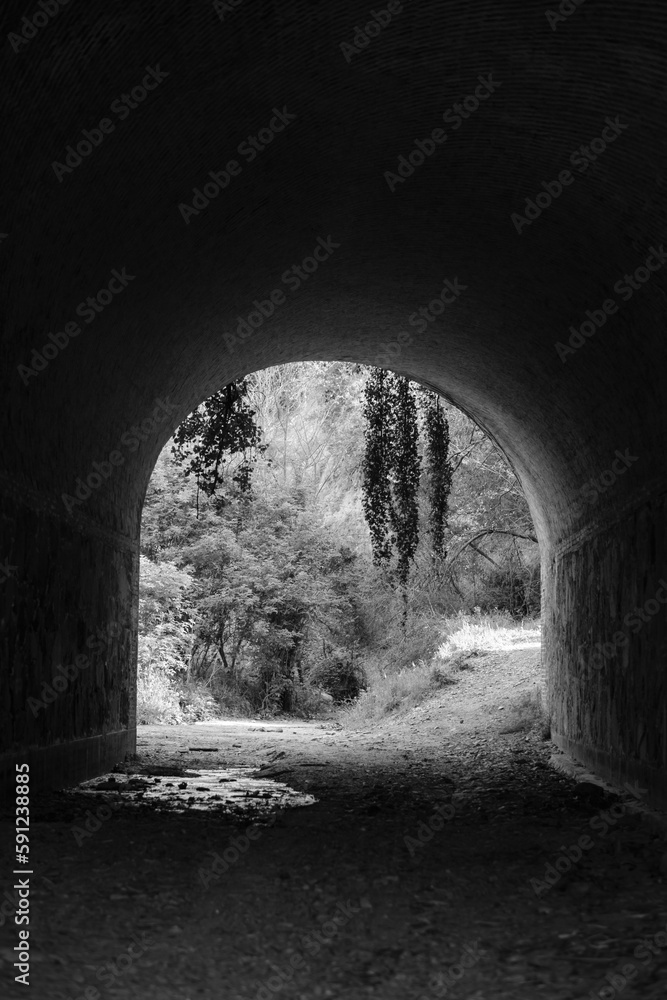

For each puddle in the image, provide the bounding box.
[68,768,317,817]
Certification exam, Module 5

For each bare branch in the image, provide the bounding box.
[468,542,501,567]
[447,528,538,569]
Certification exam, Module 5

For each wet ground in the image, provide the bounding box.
[2,656,667,1000]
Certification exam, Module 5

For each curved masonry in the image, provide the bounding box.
[1,0,666,805]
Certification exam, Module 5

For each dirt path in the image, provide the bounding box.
[2,649,667,999]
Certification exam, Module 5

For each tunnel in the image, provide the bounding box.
[1,0,666,808]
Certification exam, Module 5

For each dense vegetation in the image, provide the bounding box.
[138,363,539,722]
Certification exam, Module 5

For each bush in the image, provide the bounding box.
[481,567,541,617]
[292,682,337,719]
[210,679,255,718]
[340,658,458,727]
[341,609,542,728]
[309,649,366,703]
[137,663,182,724]
[175,680,222,723]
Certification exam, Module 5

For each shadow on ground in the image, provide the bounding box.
[2,663,667,999]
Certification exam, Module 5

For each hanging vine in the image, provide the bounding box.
[362,371,422,586]
[423,391,454,559]
[362,372,454,587]
[361,368,396,565]
[390,376,422,585]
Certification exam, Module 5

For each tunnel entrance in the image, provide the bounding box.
[135,361,542,734]
[2,0,667,825]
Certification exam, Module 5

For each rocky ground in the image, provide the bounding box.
[1,646,667,1000]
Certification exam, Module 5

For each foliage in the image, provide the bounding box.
[361,368,396,565]
[182,486,355,714]
[137,556,196,678]
[423,393,454,558]
[362,371,423,585]
[361,372,453,588]
[138,361,540,722]
[391,376,421,585]
[171,380,266,501]
[136,663,182,724]
[136,555,197,723]
[342,608,542,728]
[498,686,550,737]
[308,647,366,703]
[340,656,459,727]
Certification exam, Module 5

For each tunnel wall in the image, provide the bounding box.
[0,485,137,790]
[1,0,667,803]
[547,493,667,808]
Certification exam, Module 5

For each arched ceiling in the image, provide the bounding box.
[2,0,666,549]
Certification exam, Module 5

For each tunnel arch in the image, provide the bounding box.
[136,359,543,720]
[2,0,666,803]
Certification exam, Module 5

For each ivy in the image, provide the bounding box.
[362,371,422,586]
[361,368,396,565]
[390,376,421,585]
[423,392,453,558]
[362,372,453,586]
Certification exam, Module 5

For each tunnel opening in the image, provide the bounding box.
[135,360,544,737]
[3,254,667,816]
[1,0,666,839]
[3,3,667,992]
[4,292,667,813]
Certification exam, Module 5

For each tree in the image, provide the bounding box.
[246,362,366,500]
[181,482,355,712]
[138,360,539,723]
[138,555,197,678]
[170,380,266,502]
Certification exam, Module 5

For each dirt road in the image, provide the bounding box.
[1,648,666,999]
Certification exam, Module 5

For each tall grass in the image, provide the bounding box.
[436,607,541,659]
[340,609,542,728]
[340,660,458,726]
[136,664,182,724]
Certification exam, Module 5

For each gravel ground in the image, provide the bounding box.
[2,646,667,1000]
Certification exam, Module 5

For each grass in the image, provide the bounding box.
[137,608,545,729]
[341,608,543,729]
[137,668,223,725]
[137,668,335,724]
[137,666,182,724]
[340,660,459,726]
[498,686,550,737]
[435,607,541,660]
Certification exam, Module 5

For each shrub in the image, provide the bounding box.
[175,679,222,723]
[136,662,182,724]
[340,658,458,727]
[309,649,366,703]
[341,609,542,728]
[292,682,337,719]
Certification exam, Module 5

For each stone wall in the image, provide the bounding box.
[547,493,667,808]
[1,0,667,801]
